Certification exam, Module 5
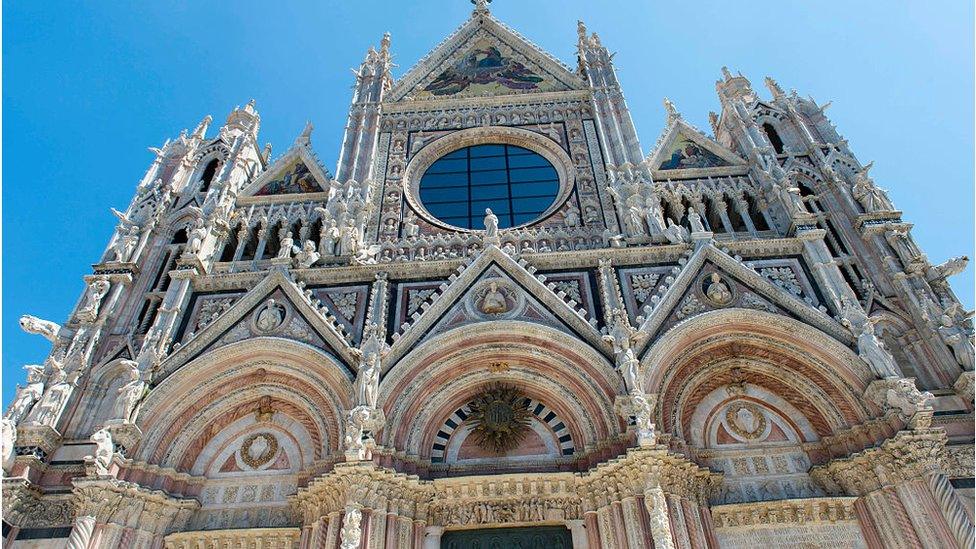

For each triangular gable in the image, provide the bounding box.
[422,266,582,342]
[633,243,849,354]
[240,142,331,198]
[385,246,609,368]
[157,269,358,380]
[647,119,746,178]
[389,12,583,102]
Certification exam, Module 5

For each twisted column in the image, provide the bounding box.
[926,472,975,548]
[643,486,676,549]
[65,515,96,549]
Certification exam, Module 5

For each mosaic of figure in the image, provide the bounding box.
[423,42,545,96]
[658,136,728,170]
[254,160,321,196]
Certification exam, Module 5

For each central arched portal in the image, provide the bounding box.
[441,526,573,549]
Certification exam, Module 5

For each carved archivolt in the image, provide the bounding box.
[379,321,620,456]
[639,309,874,440]
[135,338,353,469]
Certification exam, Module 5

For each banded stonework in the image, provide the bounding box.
[3,1,973,547]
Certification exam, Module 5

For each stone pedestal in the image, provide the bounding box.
[104,421,143,457]
[13,424,61,460]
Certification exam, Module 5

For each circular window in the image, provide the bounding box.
[418,144,560,230]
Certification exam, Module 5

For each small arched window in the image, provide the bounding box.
[171,228,188,244]
[199,159,220,192]
[762,123,785,155]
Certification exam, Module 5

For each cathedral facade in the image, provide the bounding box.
[3,2,974,548]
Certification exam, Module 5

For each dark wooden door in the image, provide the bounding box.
[441,526,573,549]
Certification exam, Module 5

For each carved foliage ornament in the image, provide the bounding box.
[240,432,278,468]
[467,384,531,453]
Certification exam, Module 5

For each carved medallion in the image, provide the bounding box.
[240,432,278,468]
[702,272,734,307]
[252,299,287,333]
[468,278,524,319]
[467,384,531,453]
[725,403,766,440]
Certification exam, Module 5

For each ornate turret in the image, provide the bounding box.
[221,99,261,141]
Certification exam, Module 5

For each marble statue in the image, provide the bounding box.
[320,217,340,256]
[480,282,508,314]
[343,406,373,460]
[339,508,363,549]
[293,240,321,268]
[185,216,208,256]
[113,225,141,262]
[1,419,15,474]
[403,212,420,237]
[90,428,114,475]
[5,365,45,425]
[687,208,706,233]
[255,300,285,333]
[663,218,690,244]
[939,315,975,370]
[31,363,71,426]
[705,273,733,305]
[113,360,145,423]
[355,352,381,408]
[483,208,499,242]
[619,347,641,395]
[77,278,111,322]
[852,163,895,212]
[277,231,295,259]
[631,393,656,446]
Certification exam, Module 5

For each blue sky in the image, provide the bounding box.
[3,1,973,405]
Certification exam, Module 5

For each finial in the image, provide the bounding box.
[764,76,784,99]
[577,20,587,42]
[721,66,733,81]
[859,161,874,179]
[663,97,680,123]
[471,0,491,15]
[296,121,314,145]
[380,32,391,55]
[192,114,213,138]
[263,143,273,163]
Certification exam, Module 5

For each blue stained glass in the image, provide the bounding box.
[470,156,507,171]
[509,166,557,182]
[425,158,467,174]
[470,170,508,185]
[469,144,506,157]
[421,172,467,188]
[512,180,558,196]
[507,154,551,168]
[420,144,559,229]
[421,186,468,202]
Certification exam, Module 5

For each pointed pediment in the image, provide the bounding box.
[240,142,331,199]
[158,269,358,379]
[647,119,746,178]
[385,246,609,367]
[634,244,849,353]
[389,14,584,102]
